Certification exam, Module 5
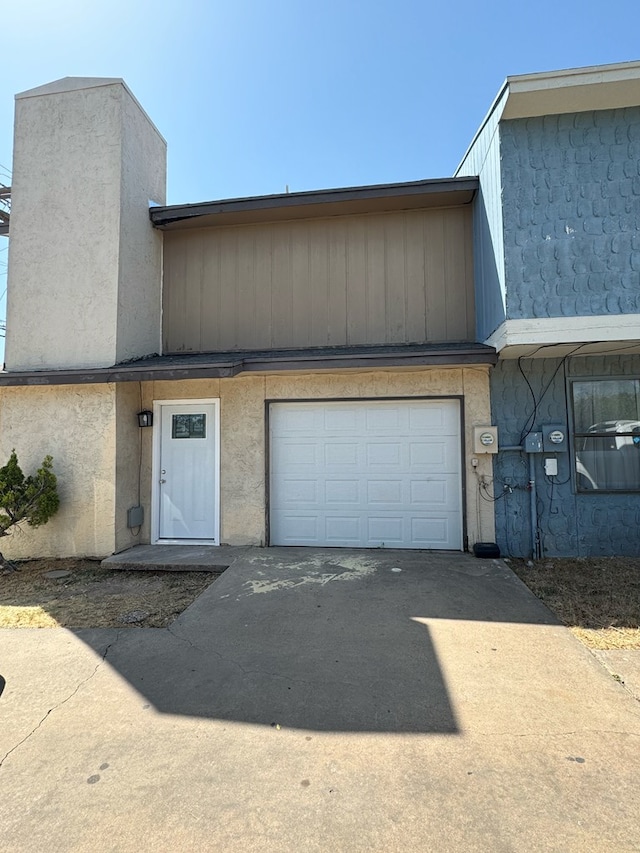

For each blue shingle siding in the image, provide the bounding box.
[500,108,640,320]
[491,353,640,557]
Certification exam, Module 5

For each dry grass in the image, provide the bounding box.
[0,558,218,629]
[508,556,640,649]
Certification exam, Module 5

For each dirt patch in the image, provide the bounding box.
[508,556,640,649]
[0,558,219,629]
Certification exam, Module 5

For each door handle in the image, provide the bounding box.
[160,479,166,484]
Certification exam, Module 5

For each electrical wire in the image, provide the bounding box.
[478,479,508,502]
[518,344,587,444]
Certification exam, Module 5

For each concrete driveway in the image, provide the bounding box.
[1,549,639,852]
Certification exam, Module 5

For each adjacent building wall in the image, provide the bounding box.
[491,353,640,557]
[162,207,475,353]
[500,107,640,320]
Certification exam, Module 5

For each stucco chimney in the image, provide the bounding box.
[5,77,166,370]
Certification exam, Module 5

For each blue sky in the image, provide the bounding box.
[1,0,640,357]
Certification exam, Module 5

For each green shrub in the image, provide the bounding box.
[0,451,59,569]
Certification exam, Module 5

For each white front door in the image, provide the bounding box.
[154,400,219,543]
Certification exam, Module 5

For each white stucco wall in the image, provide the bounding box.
[5,78,166,371]
[0,384,117,559]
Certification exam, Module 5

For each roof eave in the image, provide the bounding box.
[150,177,479,230]
[0,344,497,387]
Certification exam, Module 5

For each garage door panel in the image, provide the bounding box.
[270,400,462,549]
[366,442,402,466]
[271,438,320,466]
[323,409,361,431]
[324,443,359,466]
[273,514,320,542]
[275,408,323,433]
[411,516,452,547]
[365,408,402,431]
[277,479,319,504]
[409,476,459,509]
[367,516,404,545]
[325,516,362,543]
[325,480,360,504]
[366,480,404,505]
[408,404,459,432]
[409,440,459,470]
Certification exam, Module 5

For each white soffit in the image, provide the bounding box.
[503,61,640,119]
[486,315,640,358]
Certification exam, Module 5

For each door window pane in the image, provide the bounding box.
[172,413,206,439]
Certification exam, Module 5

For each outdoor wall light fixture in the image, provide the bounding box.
[137,410,153,428]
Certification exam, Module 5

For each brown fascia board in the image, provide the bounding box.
[150,177,479,230]
[0,344,497,387]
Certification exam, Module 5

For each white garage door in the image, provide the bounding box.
[269,400,463,549]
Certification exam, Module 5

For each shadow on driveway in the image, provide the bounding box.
[70,549,558,735]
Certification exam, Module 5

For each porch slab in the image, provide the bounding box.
[101,544,253,572]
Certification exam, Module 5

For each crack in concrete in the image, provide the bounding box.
[472,729,640,738]
[0,632,121,769]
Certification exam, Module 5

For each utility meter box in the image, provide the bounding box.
[542,423,567,452]
[473,425,498,454]
[524,432,543,453]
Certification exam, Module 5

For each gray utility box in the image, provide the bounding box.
[524,432,543,453]
[127,505,144,529]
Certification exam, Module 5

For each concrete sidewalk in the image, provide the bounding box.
[1,550,639,852]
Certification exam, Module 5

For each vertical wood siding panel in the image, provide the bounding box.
[290,222,312,346]
[236,227,256,348]
[217,229,239,349]
[365,216,386,343]
[346,217,367,343]
[271,226,292,347]
[404,212,427,343]
[200,232,221,351]
[328,219,347,344]
[384,214,407,342]
[309,222,329,346]
[183,232,203,352]
[162,206,476,352]
[163,233,186,352]
[252,225,273,348]
[424,214,446,341]
[443,210,470,340]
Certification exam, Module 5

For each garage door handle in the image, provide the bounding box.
[159,478,166,484]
